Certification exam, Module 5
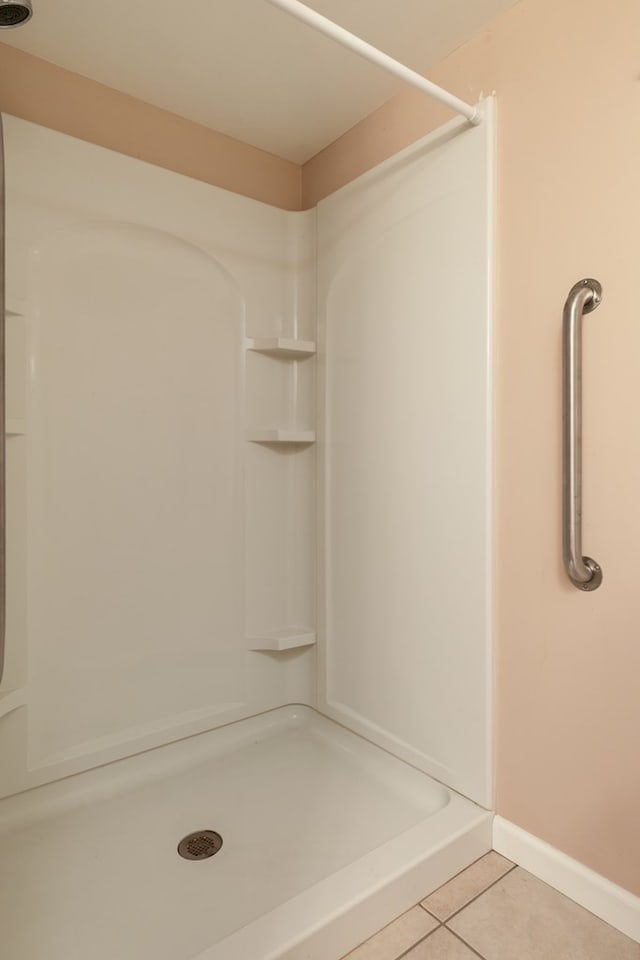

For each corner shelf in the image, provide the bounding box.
[246,338,316,358]
[248,628,316,652]
[6,419,26,436]
[247,429,315,444]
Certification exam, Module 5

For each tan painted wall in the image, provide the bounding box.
[0,43,301,210]
[304,0,640,895]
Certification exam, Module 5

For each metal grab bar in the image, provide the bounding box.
[562,278,603,591]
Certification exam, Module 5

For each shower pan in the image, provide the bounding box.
[0,98,495,959]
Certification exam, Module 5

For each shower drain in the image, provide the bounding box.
[177,830,223,861]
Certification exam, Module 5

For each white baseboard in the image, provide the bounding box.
[493,816,640,944]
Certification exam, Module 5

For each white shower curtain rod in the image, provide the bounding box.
[263,0,482,126]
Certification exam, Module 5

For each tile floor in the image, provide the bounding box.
[341,852,640,959]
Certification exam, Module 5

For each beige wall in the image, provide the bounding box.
[0,43,301,210]
[2,0,639,896]
[304,0,640,895]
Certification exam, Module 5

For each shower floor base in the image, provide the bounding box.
[0,706,491,960]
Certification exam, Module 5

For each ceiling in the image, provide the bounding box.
[2,0,520,163]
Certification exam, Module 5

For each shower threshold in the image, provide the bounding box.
[0,706,491,960]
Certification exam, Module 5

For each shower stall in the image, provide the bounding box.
[0,97,495,959]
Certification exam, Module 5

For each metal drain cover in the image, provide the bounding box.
[177,830,223,861]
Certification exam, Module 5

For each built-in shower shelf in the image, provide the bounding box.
[247,429,315,444]
[0,687,27,720]
[5,419,26,436]
[246,338,316,358]
[247,628,316,652]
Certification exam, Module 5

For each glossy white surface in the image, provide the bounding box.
[0,706,491,960]
[0,109,496,959]
[0,115,317,795]
[246,338,317,357]
[317,102,495,807]
[248,627,317,650]
[1,0,521,161]
[248,429,316,443]
[28,224,244,765]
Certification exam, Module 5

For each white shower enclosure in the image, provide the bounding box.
[0,103,495,960]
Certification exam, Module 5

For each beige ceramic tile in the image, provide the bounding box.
[341,905,439,960]
[448,867,640,960]
[404,926,480,958]
[421,851,514,921]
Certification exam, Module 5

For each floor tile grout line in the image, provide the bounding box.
[392,923,489,960]
[418,848,518,923]
[418,903,440,921]
[424,861,519,925]
[348,857,518,960]
[447,927,489,960]
[348,901,441,953]
[421,850,507,898]
[392,921,443,960]
[414,850,499,923]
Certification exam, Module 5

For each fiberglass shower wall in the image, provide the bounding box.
[317,103,495,807]
[0,103,494,808]
[0,114,317,797]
